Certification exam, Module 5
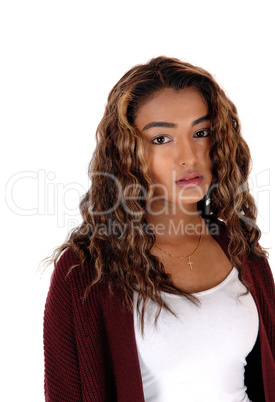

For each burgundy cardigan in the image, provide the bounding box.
[44,220,275,401]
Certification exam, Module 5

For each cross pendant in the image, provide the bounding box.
[187,257,193,270]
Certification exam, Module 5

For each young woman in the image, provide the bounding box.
[43,56,275,401]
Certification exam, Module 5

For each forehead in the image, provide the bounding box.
[134,87,208,129]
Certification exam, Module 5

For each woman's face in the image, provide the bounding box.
[134,87,213,211]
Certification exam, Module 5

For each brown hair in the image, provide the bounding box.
[41,56,267,332]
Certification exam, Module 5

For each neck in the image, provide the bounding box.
[145,201,203,247]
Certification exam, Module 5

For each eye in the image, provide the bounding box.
[194,129,210,138]
[151,136,172,145]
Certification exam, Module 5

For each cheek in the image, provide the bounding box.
[146,159,172,190]
[144,149,161,170]
[148,162,165,182]
[199,147,212,182]
[201,144,212,167]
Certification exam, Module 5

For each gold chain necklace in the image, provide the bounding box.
[154,216,203,270]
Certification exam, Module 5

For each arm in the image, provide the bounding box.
[250,255,275,358]
[43,250,82,401]
[244,254,275,402]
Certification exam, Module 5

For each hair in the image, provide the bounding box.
[41,56,268,333]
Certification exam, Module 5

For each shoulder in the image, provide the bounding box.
[47,247,81,297]
[207,216,274,274]
[46,247,105,308]
[50,247,80,283]
[244,250,274,291]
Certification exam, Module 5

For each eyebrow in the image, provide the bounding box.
[142,114,210,131]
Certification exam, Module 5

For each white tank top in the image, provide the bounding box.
[133,268,259,402]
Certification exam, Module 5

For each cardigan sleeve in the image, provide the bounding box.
[248,255,275,358]
[43,249,83,401]
[244,253,275,402]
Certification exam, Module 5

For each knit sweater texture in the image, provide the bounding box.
[43,219,275,401]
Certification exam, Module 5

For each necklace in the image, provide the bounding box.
[154,216,203,270]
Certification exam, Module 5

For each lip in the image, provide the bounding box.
[176,173,203,189]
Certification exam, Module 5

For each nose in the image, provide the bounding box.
[175,137,198,167]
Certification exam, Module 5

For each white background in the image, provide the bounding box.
[1,0,274,400]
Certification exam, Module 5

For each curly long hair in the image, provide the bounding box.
[42,56,267,332]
